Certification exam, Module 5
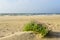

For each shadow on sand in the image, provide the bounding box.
[45,31,60,38]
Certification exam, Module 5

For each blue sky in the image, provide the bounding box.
[0,0,60,13]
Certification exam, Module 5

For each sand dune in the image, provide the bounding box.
[0,15,60,40]
[0,32,35,40]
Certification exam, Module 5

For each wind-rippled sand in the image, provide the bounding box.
[0,15,60,40]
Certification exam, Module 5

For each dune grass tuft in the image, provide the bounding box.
[23,21,49,37]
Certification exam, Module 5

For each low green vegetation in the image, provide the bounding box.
[23,21,49,37]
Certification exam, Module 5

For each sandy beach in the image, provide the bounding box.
[0,15,60,40]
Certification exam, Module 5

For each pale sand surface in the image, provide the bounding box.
[0,15,60,40]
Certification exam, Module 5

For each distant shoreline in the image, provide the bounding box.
[0,13,60,16]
